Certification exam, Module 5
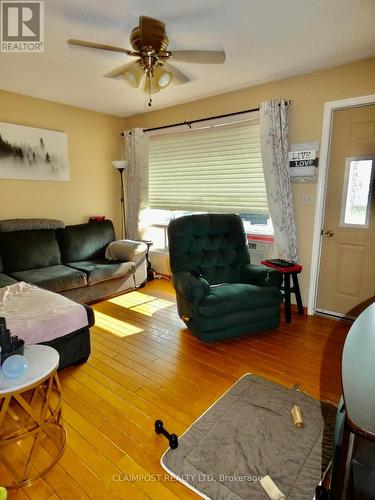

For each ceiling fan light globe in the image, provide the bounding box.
[144,75,160,94]
[123,73,136,87]
[122,62,144,88]
[159,72,172,87]
[153,66,173,88]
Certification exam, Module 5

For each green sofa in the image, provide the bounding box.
[168,214,283,341]
[0,219,148,303]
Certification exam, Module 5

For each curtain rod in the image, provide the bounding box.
[142,107,260,133]
[121,100,292,135]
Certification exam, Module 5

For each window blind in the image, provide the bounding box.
[148,121,268,213]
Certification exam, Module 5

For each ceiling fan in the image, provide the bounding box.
[67,15,225,106]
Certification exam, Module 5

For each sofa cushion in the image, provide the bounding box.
[66,260,135,285]
[198,283,282,318]
[0,218,65,232]
[0,273,18,287]
[57,221,116,263]
[10,265,87,292]
[0,229,61,273]
[105,240,148,262]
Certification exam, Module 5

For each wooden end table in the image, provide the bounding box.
[261,261,304,323]
[142,239,156,280]
[0,345,66,488]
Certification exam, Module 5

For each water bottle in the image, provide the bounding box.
[0,317,12,359]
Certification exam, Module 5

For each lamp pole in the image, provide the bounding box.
[112,161,128,239]
[119,167,126,239]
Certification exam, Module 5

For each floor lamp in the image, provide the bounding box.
[112,160,128,239]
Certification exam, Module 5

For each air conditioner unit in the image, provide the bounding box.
[247,235,274,264]
[149,249,171,276]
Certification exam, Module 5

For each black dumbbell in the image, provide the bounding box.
[155,420,178,449]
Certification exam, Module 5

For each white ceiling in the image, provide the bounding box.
[1,0,375,117]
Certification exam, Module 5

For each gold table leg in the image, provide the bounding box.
[0,369,66,488]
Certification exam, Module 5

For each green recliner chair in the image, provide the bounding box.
[168,213,283,341]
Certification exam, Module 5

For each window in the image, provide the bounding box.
[145,115,271,249]
[148,119,267,213]
[340,158,374,227]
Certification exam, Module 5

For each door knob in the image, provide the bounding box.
[324,230,334,237]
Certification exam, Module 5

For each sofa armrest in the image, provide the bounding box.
[241,264,283,288]
[105,239,148,263]
[172,271,211,303]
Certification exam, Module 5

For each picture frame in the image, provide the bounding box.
[0,122,70,181]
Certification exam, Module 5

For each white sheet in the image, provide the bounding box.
[0,282,88,344]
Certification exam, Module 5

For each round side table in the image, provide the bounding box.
[0,345,66,488]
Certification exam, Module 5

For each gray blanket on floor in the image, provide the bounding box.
[162,374,336,500]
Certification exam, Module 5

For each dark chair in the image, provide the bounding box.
[168,213,283,341]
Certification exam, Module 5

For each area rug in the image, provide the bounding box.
[161,374,336,499]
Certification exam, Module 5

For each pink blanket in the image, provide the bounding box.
[0,282,89,344]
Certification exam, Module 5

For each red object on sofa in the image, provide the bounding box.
[88,216,106,223]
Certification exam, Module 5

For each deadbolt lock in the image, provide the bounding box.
[324,230,334,237]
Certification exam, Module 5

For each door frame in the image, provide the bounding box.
[307,94,375,315]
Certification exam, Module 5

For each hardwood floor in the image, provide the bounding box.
[7,279,350,499]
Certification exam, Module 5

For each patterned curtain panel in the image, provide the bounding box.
[260,99,299,262]
[124,128,149,240]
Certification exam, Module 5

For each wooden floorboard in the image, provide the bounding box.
[7,279,349,499]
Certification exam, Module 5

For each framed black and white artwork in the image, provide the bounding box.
[0,122,70,181]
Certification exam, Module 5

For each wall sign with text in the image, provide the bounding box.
[288,144,319,182]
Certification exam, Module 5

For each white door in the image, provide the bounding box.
[316,104,375,318]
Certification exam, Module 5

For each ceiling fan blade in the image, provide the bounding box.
[67,39,137,56]
[169,50,225,64]
[162,62,190,85]
[103,61,140,79]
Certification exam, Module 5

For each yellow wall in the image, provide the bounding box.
[0,90,124,235]
[125,57,375,303]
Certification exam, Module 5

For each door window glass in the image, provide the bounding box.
[341,158,374,227]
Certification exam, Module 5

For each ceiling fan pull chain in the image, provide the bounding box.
[147,72,153,107]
